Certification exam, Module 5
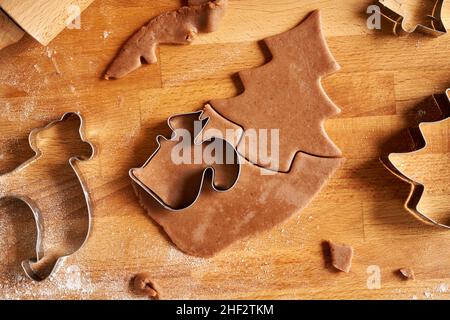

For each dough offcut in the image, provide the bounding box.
[104,0,228,79]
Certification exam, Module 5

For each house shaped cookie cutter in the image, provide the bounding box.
[377,0,447,36]
[381,90,450,228]
[0,112,94,281]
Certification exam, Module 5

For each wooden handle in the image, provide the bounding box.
[0,9,24,50]
[0,0,95,46]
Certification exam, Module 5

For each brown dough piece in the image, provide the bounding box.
[197,104,243,147]
[131,110,240,210]
[104,0,228,79]
[398,268,415,280]
[133,273,159,299]
[328,241,354,273]
[134,151,342,257]
[209,10,341,172]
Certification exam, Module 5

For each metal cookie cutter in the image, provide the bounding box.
[381,90,450,228]
[0,112,94,281]
[130,109,241,211]
[377,0,447,36]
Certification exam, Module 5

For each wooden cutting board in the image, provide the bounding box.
[0,0,449,300]
[0,0,95,46]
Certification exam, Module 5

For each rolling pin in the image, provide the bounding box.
[0,0,95,50]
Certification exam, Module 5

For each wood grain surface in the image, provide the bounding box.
[0,0,449,300]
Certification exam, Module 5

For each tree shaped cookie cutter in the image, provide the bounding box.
[130,108,242,211]
[0,112,94,281]
[377,0,447,36]
[381,90,449,228]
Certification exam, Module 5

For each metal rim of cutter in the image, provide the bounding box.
[380,92,450,229]
[0,112,95,281]
[377,0,447,36]
[129,109,242,212]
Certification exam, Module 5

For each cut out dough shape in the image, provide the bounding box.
[131,110,241,211]
[133,273,159,299]
[399,268,415,280]
[388,118,450,227]
[328,241,353,273]
[104,0,228,79]
[132,103,342,256]
[134,152,342,257]
[209,10,342,172]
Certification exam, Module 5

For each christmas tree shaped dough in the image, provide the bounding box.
[209,10,341,172]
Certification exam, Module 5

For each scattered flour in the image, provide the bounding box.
[0,257,137,299]
[166,246,208,268]
[46,47,55,58]
[0,45,62,123]
[436,283,449,293]
[421,283,449,299]
[51,56,62,75]
[2,100,36,122]
[33,64,42,73]
[64,265,85,291]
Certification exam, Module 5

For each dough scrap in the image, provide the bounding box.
[133,273,159,299]
[104,0,228,79]
[398,268,415,280]
[328,241,354,273]
[209,10,341,172]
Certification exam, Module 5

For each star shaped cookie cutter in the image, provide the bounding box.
[129,108,242,212]
[381,90,449,228]
[0,112,94,281]
[377,0,447,36]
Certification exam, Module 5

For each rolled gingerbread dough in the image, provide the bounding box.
[131,10,343,257]
[209,10,341,172]
[135,153,342,257]
[132,103,342,256]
